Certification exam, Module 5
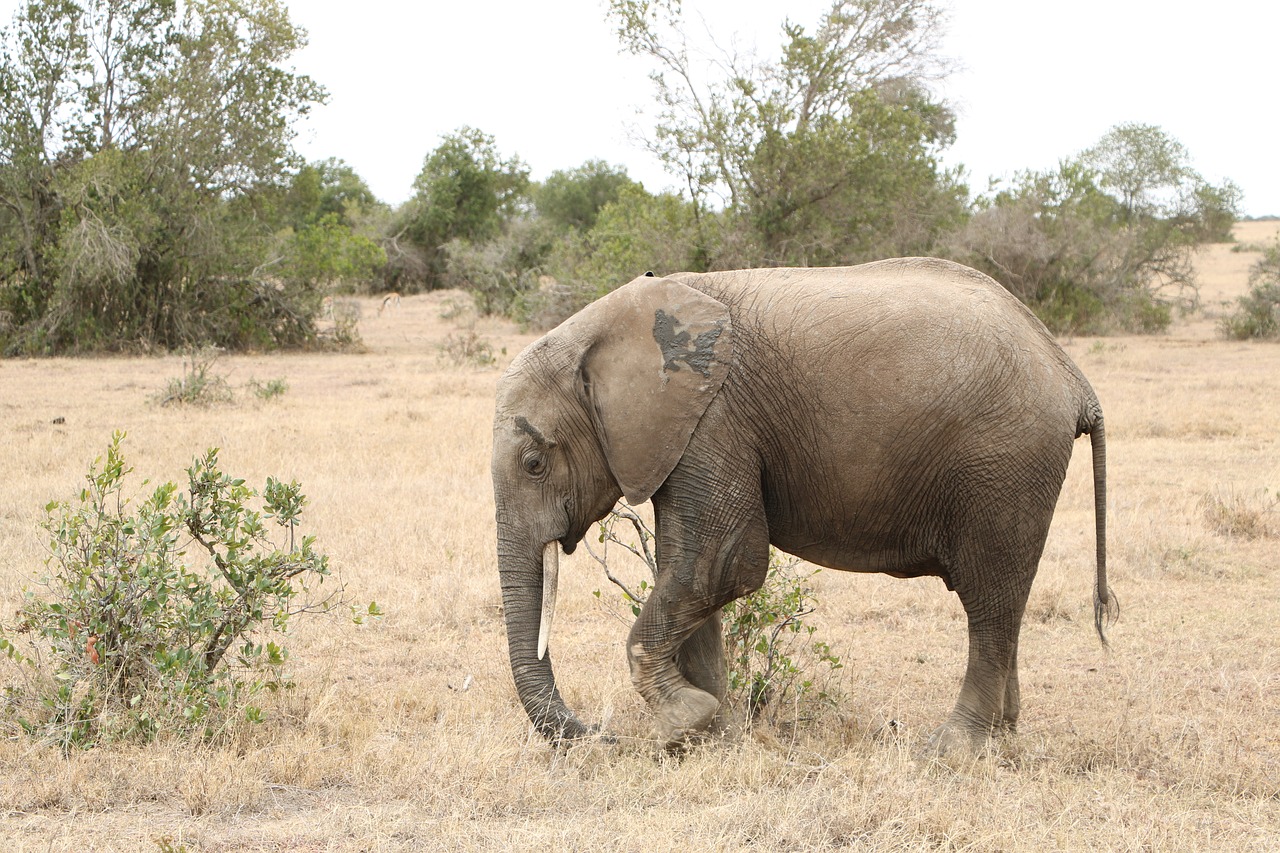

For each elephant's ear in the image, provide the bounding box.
[573,275,733,505]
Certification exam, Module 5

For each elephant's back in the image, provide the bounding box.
[673,258,1048,343]
[673,258,1095,444]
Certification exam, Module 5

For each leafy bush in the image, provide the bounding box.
[0,434,369,749]
[588,505,842,727]
[721,553,843,722]
[1221,243,1280,340]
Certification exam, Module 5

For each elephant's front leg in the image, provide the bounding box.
[676,610,727,718]
[628,494,768,748]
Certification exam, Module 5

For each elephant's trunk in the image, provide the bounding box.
[498,537,590,742]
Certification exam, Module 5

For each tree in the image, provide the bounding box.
[278,213,385,295]
[608,0,961,268]
[1081,122,1241,240]
[282,158,382,229]
[0,0,86,326]
[534,159,639,232]
[566,183,701,288]
[273,160,386,297]
[949,125,1241,334]
[0,0,327,353]
[744,82,966,265]
[394,127,529,291]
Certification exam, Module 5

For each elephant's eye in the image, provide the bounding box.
[521,452,547,477]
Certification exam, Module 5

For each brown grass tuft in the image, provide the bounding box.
[1201,487,1280,540]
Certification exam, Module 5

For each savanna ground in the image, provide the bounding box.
[1,223,1278,851]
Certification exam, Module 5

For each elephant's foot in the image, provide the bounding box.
[653,685,720,750]
[921,719,994,762]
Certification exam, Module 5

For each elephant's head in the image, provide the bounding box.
[491,273,733,741]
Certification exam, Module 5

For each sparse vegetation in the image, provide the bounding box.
[318,297,364,349]
[247,377,289,401]
[1201,486,1279,539]
[439,327,499,367]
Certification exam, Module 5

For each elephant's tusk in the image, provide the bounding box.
[537,541,559,661]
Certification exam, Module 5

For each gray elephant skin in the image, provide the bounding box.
[492,257,1112,754]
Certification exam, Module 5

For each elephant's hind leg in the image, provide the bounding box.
[928,545,1042,756]
[1002,636,1021,732]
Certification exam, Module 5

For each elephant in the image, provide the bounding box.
[491,257,1113,754]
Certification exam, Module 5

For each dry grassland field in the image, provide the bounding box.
[1,224,1279,851]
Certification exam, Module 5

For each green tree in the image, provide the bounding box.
[275,160,386,296]
[279,213,385,294]
[397,127,529,291]
[608,0,961,268]
[520,184,703,327]
[1081,122,1241,241]
[0,0,327,353]
[949,125,1241,334]
[282,158,381,229]
[569,183,701,286]
[534,159,639,232]
[744,82,966,265]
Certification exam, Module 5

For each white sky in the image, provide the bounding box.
[1,1,1273,215]
[284,0,1277,216]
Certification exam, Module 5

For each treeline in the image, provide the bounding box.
[0,0,1243,355]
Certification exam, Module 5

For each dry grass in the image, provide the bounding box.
[1,224,1279,850]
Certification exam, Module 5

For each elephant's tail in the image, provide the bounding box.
[1087,415,1119,645]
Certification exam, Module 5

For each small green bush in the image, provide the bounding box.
[1222,243,1280,340]
[588,505,842,727]
[157,347,234,407]
[248,377,289,401]
[0,433,372,749]
[721,553,843,722]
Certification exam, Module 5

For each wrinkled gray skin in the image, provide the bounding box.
[492,258,1110,754]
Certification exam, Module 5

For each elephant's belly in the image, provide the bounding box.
[777,536,949,585]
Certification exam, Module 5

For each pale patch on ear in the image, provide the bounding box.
[575,276,733,504]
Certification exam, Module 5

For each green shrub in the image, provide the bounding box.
[588,505,841,727]
[156,347,234,407]
[1222,243,1280,340]
[248,377,289,401]
[721,553,843,722]
[0,433,372,749]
